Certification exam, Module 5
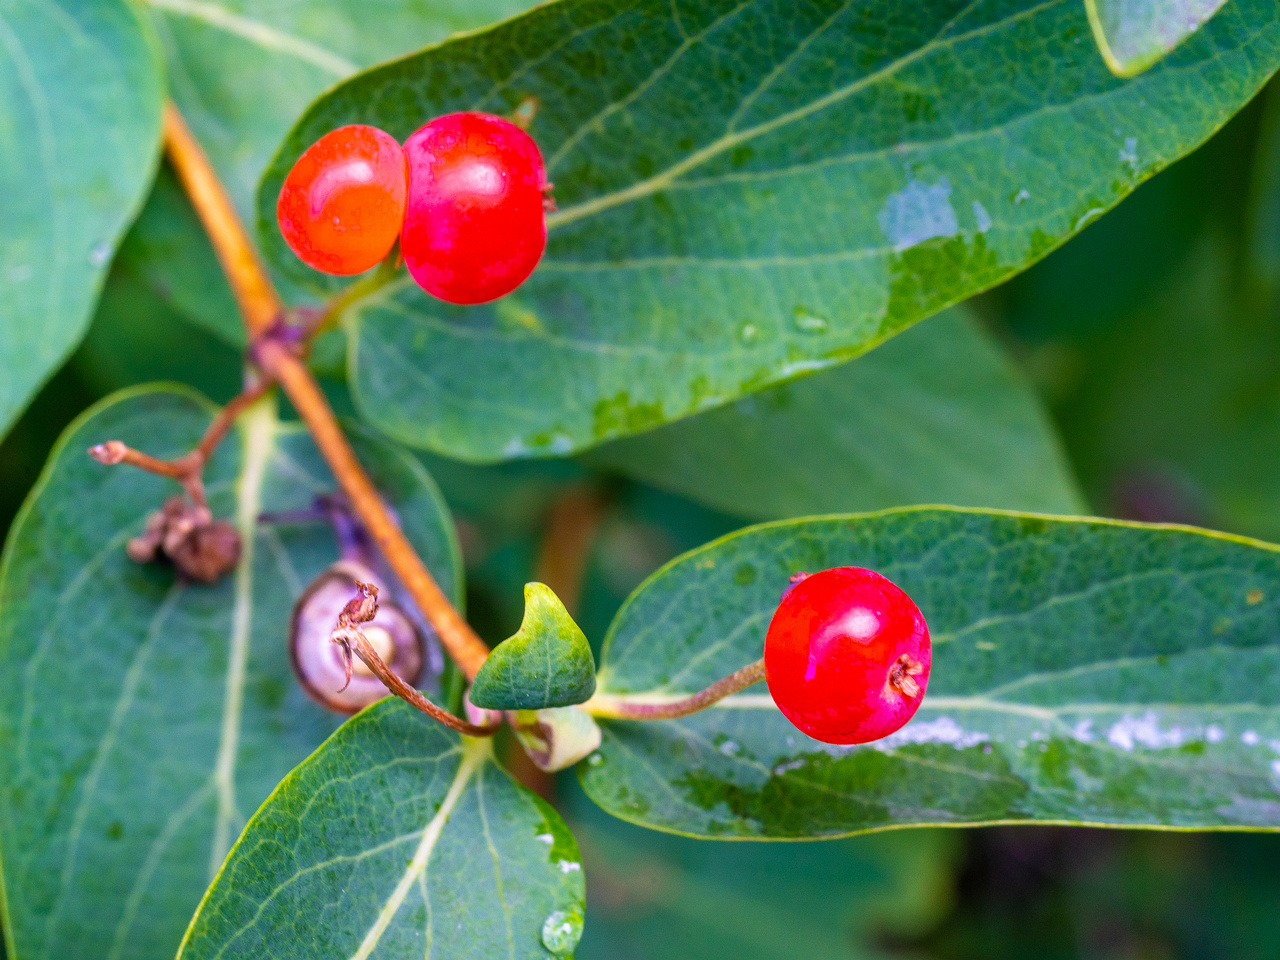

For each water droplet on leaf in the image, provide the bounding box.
[542,905,584,956]
[792,307,828,334]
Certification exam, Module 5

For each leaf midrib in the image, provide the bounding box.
[208,398,277,879]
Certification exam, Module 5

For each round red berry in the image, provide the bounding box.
[764,566,930,745]
[277,124,408,276]
[401,112,548,305]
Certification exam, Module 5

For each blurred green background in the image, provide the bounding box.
[6,58,1280,960]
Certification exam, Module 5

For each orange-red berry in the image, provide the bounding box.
[277,124,408,276]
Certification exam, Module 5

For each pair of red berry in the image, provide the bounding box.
[765,567,931,745]
[277,112,548,305]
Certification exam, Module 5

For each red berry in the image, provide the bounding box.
[764,567,930,745]
[401,112,548,305]
[277,125,407,276]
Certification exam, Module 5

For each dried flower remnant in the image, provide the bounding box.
[126,496,241,583]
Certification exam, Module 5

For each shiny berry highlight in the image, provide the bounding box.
[764,566,930,745]
[277,124,408,275]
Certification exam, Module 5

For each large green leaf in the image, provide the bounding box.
[259,0,1280,460]
[177,702,586,960]
[581,507,1280,838]
[588,308,1085,520]
[142,0,538,221]
[0,0,164,439]
[0,386,461,960]
[1085,0,1229,77]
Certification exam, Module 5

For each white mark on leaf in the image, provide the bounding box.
[877,178,958,251]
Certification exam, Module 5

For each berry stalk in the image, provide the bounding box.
[161,100,492,681]
[584,658,766,720]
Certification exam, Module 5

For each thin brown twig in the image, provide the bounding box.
[584,658,767,720]
[88,378,273,506]
[162,99,492,681]
[333,582,498,736]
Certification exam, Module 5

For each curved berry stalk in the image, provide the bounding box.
[586,567,931,746]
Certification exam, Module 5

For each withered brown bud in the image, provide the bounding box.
[290,560,425,714]
[126,496,241,583]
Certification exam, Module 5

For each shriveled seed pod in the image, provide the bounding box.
[289,560,425,714]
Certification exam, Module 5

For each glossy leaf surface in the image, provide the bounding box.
[0,0,163,438]
[177,702,585,960]
[471,583,598,710]
[0,387,460,960]
[1085,0,1229,77]
[582,507,1280,838]
[589,309,1085,519]
[261,0,1280,459]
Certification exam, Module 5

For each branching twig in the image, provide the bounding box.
[584,658,767,720]
[88,379,272,506]
[162,99,492,681]
[333,581,498,736]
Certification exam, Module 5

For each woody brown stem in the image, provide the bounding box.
[584,658,767,720]
[162,99,492,681]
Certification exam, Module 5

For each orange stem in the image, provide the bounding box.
[259,338,491,679]
[162,103,281,338]
[161,100,491,681]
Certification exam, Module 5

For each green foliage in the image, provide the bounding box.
[1085,0,1229,77]
[5,0,1280,955]
[259,0,1280,459]
[0,387,460,960]
[471,583,597,710]
[589,308,1085,519]
[0,0,164,439]
[176,702,585,960]
[583,507,1280,837]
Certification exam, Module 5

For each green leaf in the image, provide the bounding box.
[259,0,1280,460]
[1085,0,1228,77]
[112,165,245,348]
[588,308,1085,520]
[144,0,541,221]
[0,386,461,960]
[581,507,1280,838]
[176,701,586,960]
[0,0,164,439]
[471,583,598,710]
